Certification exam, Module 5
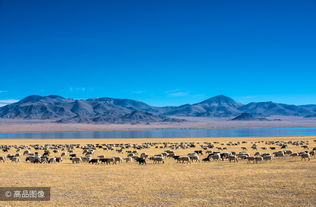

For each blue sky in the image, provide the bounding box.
[0,0,316,106]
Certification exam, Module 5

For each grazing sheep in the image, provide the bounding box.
[41,157,48,163]
[132,156,140,161]
[203,154,214,162]
[176,156,191,164]
[161,152,168,157]
[254,156,263,164]
[284,150,293,155]
[290,153,299,158]
[26,156,42,163]
[127,153,134,157]
[124,157,132,163]
[23,150,31,155]
[100,158,116,165]
[301,153,311,161]
[237,152,249,160]
[273,151,285,159]
[188,153,200,162]
[81,156,92,163]
[202,157,212,162]
[228,155,238,163]
[220,152,231,161]
[0,156,5,162]
[254,152,261,156]
[11,157,19,163]
[149,156,165,164]
[166,152,176,158]
[251,144,257,150]
[48,158,56,163]
[247,156,255,164]
[135,157,146,165]
[262,154,273,161]
[7,154,15,160]
[43,150,50,156]
[89,159,99,164]
[71,157,82,164]
[238,154,248,160]
[116,149,124,153]
[210,153,221,161]
[194,150,203,155]
[56,157,63,162]
[113,156,123,163]
[140,153,148,159]
[2,140,314,168]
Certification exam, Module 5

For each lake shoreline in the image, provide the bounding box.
[0,135,315,145]
[1,127,316,139]
[1,116,316,133]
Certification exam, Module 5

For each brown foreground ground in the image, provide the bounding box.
[0,136,315,207]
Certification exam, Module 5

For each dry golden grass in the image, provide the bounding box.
[0,136,315,207]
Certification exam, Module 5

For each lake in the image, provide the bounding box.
[0,127,316,139]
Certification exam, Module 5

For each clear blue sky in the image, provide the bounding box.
[0,0,316,106]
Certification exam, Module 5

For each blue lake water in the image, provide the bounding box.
[0,127,316,139]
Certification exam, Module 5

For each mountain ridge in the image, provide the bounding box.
[0,94,315,123]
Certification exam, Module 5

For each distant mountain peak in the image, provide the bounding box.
[19,95,43,103]
[163,95,243,117]
[47,95,65,99]
[19,95,66,104]
[214,94,230,99]
[198,95,241,105]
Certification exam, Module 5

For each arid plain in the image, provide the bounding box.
[0,136,315,207]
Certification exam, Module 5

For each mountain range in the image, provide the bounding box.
[0,94,316,123]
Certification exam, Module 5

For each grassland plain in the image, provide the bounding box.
[0,136,315,207]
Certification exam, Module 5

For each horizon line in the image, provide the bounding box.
[1,94,316,108]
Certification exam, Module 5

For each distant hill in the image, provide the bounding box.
[0,95,182,124]
[86,97,162,114]
[238,101,311,117]
[1,94,316,124]
[304,114,316,118]
[300,104,316,114]
[164,95,243,117]
[231,112,267,121]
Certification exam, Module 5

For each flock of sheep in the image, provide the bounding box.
[0,139,315,165]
